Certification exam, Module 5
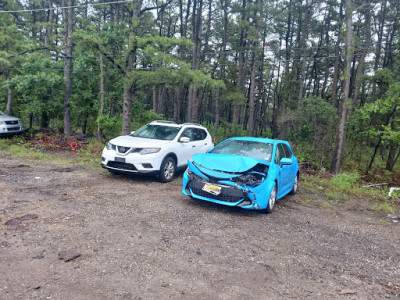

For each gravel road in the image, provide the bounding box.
[0,153,399,299]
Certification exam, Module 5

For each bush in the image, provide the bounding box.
[330,172,361,192]
[285,97,337,167]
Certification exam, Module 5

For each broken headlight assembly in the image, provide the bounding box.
[231,171,266,187]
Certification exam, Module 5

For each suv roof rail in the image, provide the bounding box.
[181,122,203,127]
[151,120,177,124]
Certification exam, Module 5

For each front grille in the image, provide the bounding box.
[117,146,131,154]
[107,161,137,171]
[188,180,244,203]
[5,120,19,125]
[7,127,20,131]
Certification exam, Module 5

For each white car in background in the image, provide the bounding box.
[0,111,24,137]
[101,120,214,182]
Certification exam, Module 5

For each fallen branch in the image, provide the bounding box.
[361,183,389,188]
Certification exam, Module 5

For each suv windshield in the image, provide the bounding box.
[131,124,180,140]
[211,139,273,162]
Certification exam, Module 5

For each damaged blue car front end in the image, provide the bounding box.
[182,153,275,209]
[182,137,299,213]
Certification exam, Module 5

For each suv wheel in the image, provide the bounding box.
[159,157,176,182]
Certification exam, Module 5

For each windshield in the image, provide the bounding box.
[131,124,181,140]
[211,139,273,162]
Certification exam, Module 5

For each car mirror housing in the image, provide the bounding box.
[179,137,190,143]
[280,157,293,165]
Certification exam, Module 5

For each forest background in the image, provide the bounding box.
[0,0,399,177]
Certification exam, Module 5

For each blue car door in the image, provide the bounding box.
[275,143,293,197]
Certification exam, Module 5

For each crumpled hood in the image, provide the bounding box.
[192,153,267,174]
[109,135,170,148]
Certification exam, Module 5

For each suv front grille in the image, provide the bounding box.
[5,120,19,125]
[117,146,130,154]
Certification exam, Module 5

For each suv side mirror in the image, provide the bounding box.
[179,137,190,143]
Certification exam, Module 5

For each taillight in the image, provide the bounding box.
[212,137,215,144]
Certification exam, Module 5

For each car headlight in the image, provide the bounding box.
[105,142,113,150]
[0,121,4,125]
[231,172,266,187]
[139,148,161,155]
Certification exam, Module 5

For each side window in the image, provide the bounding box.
[282,144,292,158]
[275,144,285,164]
[180,128,193,141]
[193,128,207,141]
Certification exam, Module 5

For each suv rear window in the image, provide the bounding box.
[131,125,180,140]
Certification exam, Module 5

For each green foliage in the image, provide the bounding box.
[97,115,122,140]
[372,202,395,214]
[6,144,50,161]
[330,172,361,192]
[7,58,64,128]
[134,109,163,126]
[286,97,337,167]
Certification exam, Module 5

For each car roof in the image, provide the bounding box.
[149,120,207,129]
[227,137,291,146]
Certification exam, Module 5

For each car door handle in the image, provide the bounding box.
[192,145,196,148]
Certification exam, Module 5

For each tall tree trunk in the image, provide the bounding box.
[272,57,282,138]
[386,144,399,171]
[297,0,310,108]
[331,1,344,107]
[214,0,228,137]
[6,87,12,116]
[234,0,248,127]
[121,0,143,134]
[122,82,133,135]
[98,52,105,140]
[44,0,54,54]
[349,2,371,116]
[370,0,387,102]
[63,0,74,137]
[247,51,258,136]
[330,0,353,174]
[282,0,293,110]
[187,0,202,123]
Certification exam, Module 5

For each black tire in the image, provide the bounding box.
[289,174,299,195]
[265,186,277,214]
[159,157,176,182]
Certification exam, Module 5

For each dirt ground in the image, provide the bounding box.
[0,152,399,299]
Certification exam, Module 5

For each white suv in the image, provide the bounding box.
[0,111,24,136]
[101,121,214,182]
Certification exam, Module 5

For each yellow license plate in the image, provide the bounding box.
[202,183,221,195]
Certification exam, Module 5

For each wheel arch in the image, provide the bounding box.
[163,152,178,165]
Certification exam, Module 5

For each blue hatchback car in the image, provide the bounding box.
[182,137,300,213]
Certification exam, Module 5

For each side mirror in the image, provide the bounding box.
[179,137,190,143]
[280,157,293,166]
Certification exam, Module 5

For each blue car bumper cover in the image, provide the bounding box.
[182,156,274,210]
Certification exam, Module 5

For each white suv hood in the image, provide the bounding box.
[0,115,20,122]
[109,135,170,148]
